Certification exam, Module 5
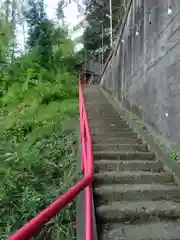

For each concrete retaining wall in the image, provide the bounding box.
[101,0,180,152]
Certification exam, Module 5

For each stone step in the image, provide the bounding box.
[100,221,180,240]
[91,130,137,138]
[94,184,180,203]
[94,160,163,172]
[89,114,122,119]
[89,121,128,126]
[85,102,111,106]
[87,109,113,113]
[86,101,112,103]
[85,95,105,97]
[85,100,107,104]
[88,119,125,124]
[90,124,130,129]
[85,99,109,102]
[85,97,103,99]
[92,133,137,138]
[94,151,155,160]
[91,124,131,130]
[93,144,148,152]
[94,171,173,185]
[90,123,130,129]
[93,134,139,141]
[91,129,134,135]
[92,137,142,145]
[88,112,121,116]
[87,110,118,115]
[89,119,128,126]
[96,200,180,222]
[86,109,118,114]
[85,102,112,106]
[89,119,127,124]
[88,117,126,121]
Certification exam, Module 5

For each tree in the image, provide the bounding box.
[0,17,12,64]
[56,0,65,21]
[24,0,55,68]
[4,0,11,22]
[82,0,125,59]
[25,0,47,48]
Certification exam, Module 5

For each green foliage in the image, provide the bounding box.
[0,17,12,63]
[82,0,125,58]
[0,67,78,239]
[56,0,65,21]
[169,150,180,162]
[0,1,81,239]
[0,126,77,239]
[25,0,47,47]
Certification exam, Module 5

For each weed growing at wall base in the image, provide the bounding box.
[169,150,180,162]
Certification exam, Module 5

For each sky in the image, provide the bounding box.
[16,0,85,51]
[45,0,85,40]
[54,0,85,50]
[45,0,81,27]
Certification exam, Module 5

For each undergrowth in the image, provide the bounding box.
[0,71,78,240]
[0,3,83,238]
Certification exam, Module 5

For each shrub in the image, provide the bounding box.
[0,67,78,239]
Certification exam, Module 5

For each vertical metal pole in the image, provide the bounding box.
[99,51,101,75]
[101,23,104,73]
[112,54,115,96]
[143,0,147,120]
[144,0,147,77]
[85,49,87,83]
[131,0,135,77]
[121,41,125,103]
[123,0,126,9]
[109,0,113,48]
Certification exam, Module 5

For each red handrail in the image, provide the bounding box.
[79,75,94,240]
[8,74,94,240]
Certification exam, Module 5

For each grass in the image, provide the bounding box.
[0,73,78,240]
[169,150,180,162]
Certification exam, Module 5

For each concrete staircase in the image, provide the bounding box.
[84,85,180,240]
